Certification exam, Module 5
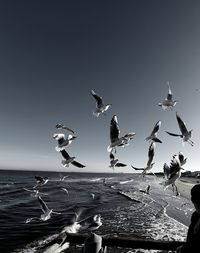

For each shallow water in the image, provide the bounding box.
[0,170,194,253]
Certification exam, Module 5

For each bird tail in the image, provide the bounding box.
[55,146,65,152]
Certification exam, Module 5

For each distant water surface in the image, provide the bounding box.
[0,170,194,253]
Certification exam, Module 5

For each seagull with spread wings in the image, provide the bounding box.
[53,133,77,152]
[60,149,86,168]
[163,152,187,196]
[109,152,127,170]
[107,115,135,153]
[146,120,162,143]
[91,89,111,117]
[158,82,177,110]
[25,196,61,223]
[131,142,155,176]
[165,112,194,146]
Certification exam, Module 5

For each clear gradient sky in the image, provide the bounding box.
[0,0,200,173]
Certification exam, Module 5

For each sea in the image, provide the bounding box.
[0,170,194,253]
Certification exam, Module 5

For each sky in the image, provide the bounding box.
[0,0,200,173]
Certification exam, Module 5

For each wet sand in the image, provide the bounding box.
[176,177,200,200]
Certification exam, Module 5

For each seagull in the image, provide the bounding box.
[107,115,136,153]
[59,174,69,181]
[91,89,111,117]
[79,214,102,232]
[23,188,48,197]
[34,176,49,188]
[163,152,187,196]
[131,142,155,176]
[53,133,77,152]
[60,149,86,168]
[158,82,177,110]
[146,120,162,143]
[109,152,127,170]
[25,196,61,223]
[165,112,194,146]
[55,123,75,134]
[139,185,151,194]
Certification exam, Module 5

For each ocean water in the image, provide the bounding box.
[0,170,194,253]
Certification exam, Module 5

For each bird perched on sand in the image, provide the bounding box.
[146,120,162,143]
[131,142,155,176]
[60,149,86,168]
[55,123,75,134]
[53,133,77,152]
[91,89,111,117]
[107,115,135,153]
[163,152,187,196]
[165,112,194,146]
[109,152,127,170]
[25,196,61,223]
[34,176,49,188]
[158,82,177,110]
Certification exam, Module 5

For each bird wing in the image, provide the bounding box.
[178,152,187,166]
[115,163,127,167]
[167,82,173,101]
[38,196,49,213]
[91,90,103,107]
[165,131,182,137]
[131,165,144,171]
[151,121,161,136]
[71,160,86,168]
[147,142,155,167]
[110,115,120,143]
[56,123,75,134]
[176,113,188,135]
[60,149,71,160]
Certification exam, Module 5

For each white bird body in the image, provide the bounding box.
[158,82,177,110]
[163,152,187,195]
[53,133,77,152]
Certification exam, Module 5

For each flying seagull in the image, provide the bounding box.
[60,149,86,168]
[158,82,177,110]
[23,188,48,197]
[146,120,162,143]
[163,152,186,196]
[109,152,127,170]
[91,89,111,117]
[25,196,61,223]
[165,112,194,146]
[56,123,75,134]
[131,142,155,176]
[34,176,49,188]
[107,115,135,153]
[53,133,77,151]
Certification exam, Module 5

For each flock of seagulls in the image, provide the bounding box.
[51,86,193,196]
[24,85,193,236]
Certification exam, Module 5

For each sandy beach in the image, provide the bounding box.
[176,177,200,200]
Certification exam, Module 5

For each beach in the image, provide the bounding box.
[175,177,200,200]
